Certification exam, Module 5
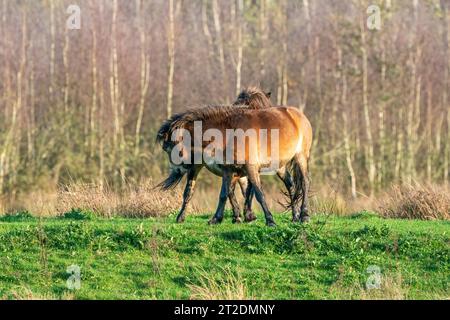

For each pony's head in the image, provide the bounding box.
[156,112,192,190]
[233,86,272,109]
[156,112,187,152]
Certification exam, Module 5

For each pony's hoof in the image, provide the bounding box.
[266,221,277,227]
[244,213,257,223]
[232,217,243,224]
[300,215,310,224]
[208,217,222,225]
[292,216,301,223]
[176,216,185,223]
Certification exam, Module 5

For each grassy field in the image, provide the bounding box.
[0,210,448,300]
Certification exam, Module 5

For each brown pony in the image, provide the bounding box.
[157,101,312,226]
[157,87,272,224]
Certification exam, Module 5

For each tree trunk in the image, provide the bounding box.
[202,0,214,80]
[342,72,357,198]
[441,0,450,182]
[63,15,70,114]
[426,82,433,182]
[405,0,421,183]
[90,17,98,159]
[360,14,376,194]
[49,0,55,96]
[235,0,243,96]
[166,0,175,118]
[135,0,151,156]
[109,0,124,181]
[259,0,268,80]
[212,0,228,102]
[9,8,27,196]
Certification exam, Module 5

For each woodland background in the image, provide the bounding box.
[0,0,449,208]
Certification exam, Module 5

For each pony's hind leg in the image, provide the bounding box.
[277,167,301,222]
[297,155,311,223]
[176,166,201,223]
[209,170,233,225]
[229,178,243,224]
[246,165,276,227]
[243,181,257,222]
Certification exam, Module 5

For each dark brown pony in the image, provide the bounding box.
[157,101,312,226]
[157,87,272,224]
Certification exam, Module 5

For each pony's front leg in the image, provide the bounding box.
[239,177,256,222]
[176,166,201,223]
[246,165,276,227]
[208,170,232,225]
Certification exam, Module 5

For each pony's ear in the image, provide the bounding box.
[265,91,272,99]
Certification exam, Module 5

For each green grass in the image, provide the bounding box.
[0,211,448,300]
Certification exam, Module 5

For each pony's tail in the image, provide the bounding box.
[287,158,304,209]
[156,169,185,191]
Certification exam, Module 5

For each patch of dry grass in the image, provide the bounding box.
[311,189,348,216]
[56,180,189,217]
[3,287,74,300]
[0,191,57,216]
[328,273,409,300]
[0,196,5,215]
[359,274,408,300]
[188,268,252,300]
[379,183,450,220]
[3,179,449,221]
[56,183,119,217]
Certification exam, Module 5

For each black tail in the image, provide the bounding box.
[286,158,304,209]
[156,169,186,191]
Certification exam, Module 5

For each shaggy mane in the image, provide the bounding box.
[156,105,252,145]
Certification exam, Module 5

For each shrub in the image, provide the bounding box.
[379,183,450,220]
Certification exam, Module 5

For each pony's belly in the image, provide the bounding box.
[206,162,246,177]
[169,163,189,175]
[205,163,224,176]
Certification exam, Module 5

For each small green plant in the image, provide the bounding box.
[62,208,96,220]
[0,210,34,222]
[350,210,378,219]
